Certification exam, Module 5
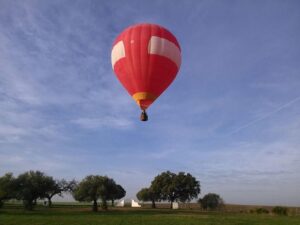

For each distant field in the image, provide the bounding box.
[1,203,300,225]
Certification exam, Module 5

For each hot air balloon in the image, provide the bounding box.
[111,23,181,121]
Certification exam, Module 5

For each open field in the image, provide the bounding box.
[1,203,300,225]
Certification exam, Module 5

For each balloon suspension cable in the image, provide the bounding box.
[140,109,148,121]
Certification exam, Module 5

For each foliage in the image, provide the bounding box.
[272,206,288,215]
[174,172,200,202]
[151,171,174,203]
[150,171,200,208]
[0,173,16,208]
[255,208,269,214]
[136,187,158,208]
[108,184,126,206]
[14,171,52,210]
[44,178,77,207]
[73,175,120,211]
[199,193,224,210]
[136,188,151,201]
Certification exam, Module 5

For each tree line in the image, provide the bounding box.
[136,171,224,210]
[0,170,223,211]
[0,171,125,211]
[136,171,200,208]
[0,171,76,210]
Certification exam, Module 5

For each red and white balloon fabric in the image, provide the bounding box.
[111,23,181,120]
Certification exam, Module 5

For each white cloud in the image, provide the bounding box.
[0,0,137,144]
[73,116,133,129]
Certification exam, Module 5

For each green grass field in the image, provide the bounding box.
[1,204,300,225]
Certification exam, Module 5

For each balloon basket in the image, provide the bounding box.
[140,110,148,121]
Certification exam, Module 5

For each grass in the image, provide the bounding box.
[1,204,300,225]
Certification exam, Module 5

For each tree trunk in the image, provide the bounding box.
[47,197,52,208]
[24,200,34,210]
[170,200,173,209]
[92,199,98,212]
[151,199,156,208]
[101,198,108,210]
[111,199,114,207]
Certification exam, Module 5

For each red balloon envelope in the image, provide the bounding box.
[111,23,181,121]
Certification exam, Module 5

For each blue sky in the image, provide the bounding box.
[0,0,300,206]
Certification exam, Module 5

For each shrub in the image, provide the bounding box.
[256,208,269,214]
[272,206,288,215]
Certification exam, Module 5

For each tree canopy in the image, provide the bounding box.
[136,187,158,208]
[44,178,76,207]
[73,175,123,211]
[108,184,126,206]
[14,171,51,210]
[150,171,200,208]
[0,173,16,208]
[199,193,224,210]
